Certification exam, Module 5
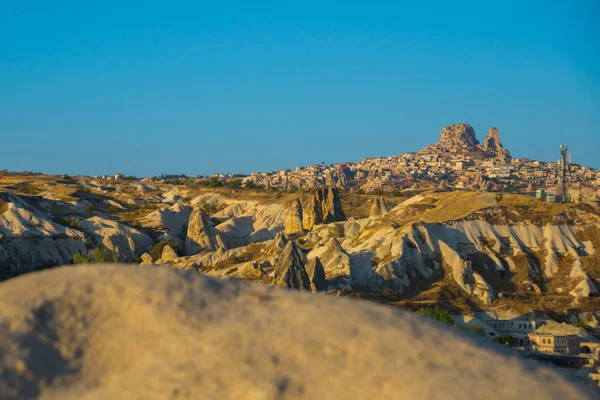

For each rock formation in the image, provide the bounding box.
[0,265,593,399]
[284,198,304,235]
[160,244,178,261]
[140,253,153,266]
[305,257,328,292]
[185,207,223,255]
[80,216,153,261]
[304,188,346,230]
[482,127,511,159]
[272,241,311,291]
[272,232,288,251]
[439,122,479,150]
[421,123,511,160]
[369,196,388,218]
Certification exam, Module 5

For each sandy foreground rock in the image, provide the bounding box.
[0,265,596,400]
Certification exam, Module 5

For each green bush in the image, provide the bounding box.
[72,247,116,264]
[107,206,119,213]
[91,247,114,262]
[226,179,242,189]
[208,177,223,188]
[469,325,486,336]
[16,184,39,195]
[72,253,90,264]
[149,241,180,262]
[85,204,97,212]
[422,306,454,324]
[493,335,518,346]
[494,195,504,204]
[52,216,82,230]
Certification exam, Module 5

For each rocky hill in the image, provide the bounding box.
[420,122,511,160]
[0,265,596,399]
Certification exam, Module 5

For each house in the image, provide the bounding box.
[528,332,580,355]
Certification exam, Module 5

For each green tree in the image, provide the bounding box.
[469,325,486,336]
[208,177,223,188]
[422,306,454,324]
[493,335,518,346]
[149,241,180,262]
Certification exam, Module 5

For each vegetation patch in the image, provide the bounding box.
[149,241,181,262]
[72,247,116,264]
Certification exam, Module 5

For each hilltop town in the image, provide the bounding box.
[1,122,600,394]
[243,123,600,198]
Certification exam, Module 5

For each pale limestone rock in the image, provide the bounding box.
[185,207,223,255]
[303,188,345,230]
[305,257,327,292]
[161,244,178,261]
[284,198,304,235]
[273,241,311,291]
[140,253,153,266]
[369,196,388,218]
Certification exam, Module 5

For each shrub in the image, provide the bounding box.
[52,216,82,230]
[72,253,90,264]
[149,241,180,262]
[107,206,119,213]
[493,335,518,346]
[494,195,504,204]
[85,204,97,212]
[422,306,454,324]
[208,177,223,188]
[16,184,38,195]
[73,247,116,264]
[91,247,114,262]
[226,179,242,189]
[469,325,486,336]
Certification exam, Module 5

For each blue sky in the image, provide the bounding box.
[1,1,598,176]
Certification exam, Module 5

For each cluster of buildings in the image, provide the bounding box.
[457,312,600,385]
[244,151,600,195]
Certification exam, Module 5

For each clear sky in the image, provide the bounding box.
[1,1,599,177]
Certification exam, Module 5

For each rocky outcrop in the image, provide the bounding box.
[272,241,311,291]
[305,257,328,292]
[304,188,346,230]
[369,196,388,218]
[160,244,178,261]
[0,202,88,277]
[140,253,153,266]
[80,216,153,262]
[284,198,304,236]
[421,123,511,161]
[307,238,351,279]
[482,127,511,159]
[185,207,224,255]
[139,202,191,245]
[303,195,322,231]
[440,122,479,150]
[272,232,288,251]
[0,265,593,399]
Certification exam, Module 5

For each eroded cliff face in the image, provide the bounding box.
[303,188,346,230]
[482,127,511,160]
[2,180,598,318]
[161,192,599,313]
